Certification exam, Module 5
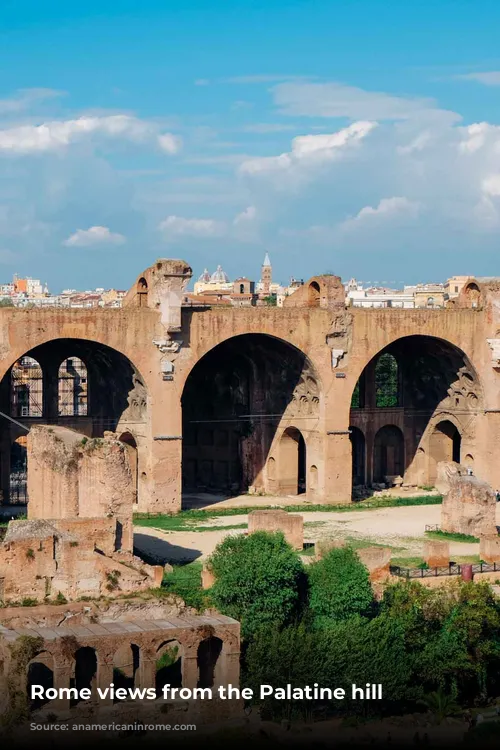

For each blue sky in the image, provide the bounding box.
[2,1,500,291]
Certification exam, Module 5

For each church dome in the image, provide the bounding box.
[198,268,211,282]
[210,265,229,283]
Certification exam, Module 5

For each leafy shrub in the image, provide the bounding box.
[307,546,373,624]
[209,531,304,639]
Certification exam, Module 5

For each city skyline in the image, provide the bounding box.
[2,1,500,290]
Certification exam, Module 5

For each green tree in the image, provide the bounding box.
[375,352,398,407]
[209,531,304,639]
[307,546,373,625]
[0,298,14,307]
[418,688,461,724]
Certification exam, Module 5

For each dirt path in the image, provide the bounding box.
[134,503,498,564]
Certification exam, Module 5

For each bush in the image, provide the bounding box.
[307,547,373,625]
[209,531,304,639]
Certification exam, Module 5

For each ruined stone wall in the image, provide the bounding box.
[1,260,500,511]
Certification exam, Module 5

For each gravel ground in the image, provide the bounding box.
[133,503,499,564]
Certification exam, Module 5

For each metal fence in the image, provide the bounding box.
[391,562,500,579]
[424,524,440,532]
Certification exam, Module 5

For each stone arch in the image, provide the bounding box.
[373,425,404,483]
[278,427,306,496]
[58,356,88,416]
[308,281,321,307]
[181,334,319,505]
[27,650,54,710]
[463,281,481,309]
[350,427,366,486]
[113,642,140,699]
[197,636,223,689]
[349,335,482,487]
[155,639,182,694]
[0,339,148,506]
[428,419,462,485]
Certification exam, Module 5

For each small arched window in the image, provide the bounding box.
[239,283,245,294]
[427,296,435,307]
[375,353,399,408]
[308,281,320,307]
[137,277,148,307]
[58,357,88,416]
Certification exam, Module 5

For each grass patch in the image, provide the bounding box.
[426,529,479,543]
[134,495,442,533]
[391,556,427,568]
[154,561,208,611]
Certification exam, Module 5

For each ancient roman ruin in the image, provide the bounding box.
[1,258,500,725]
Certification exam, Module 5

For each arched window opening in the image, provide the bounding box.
[10,436,28,505]
[308,281,321,307]
[431,420,461,464]
[375,353,399,408]
[58,357,88,416]
[197,637,223,689]
[239,283,245,294]
[27,652,54,710]
[278,427,306,495]
[373,425,404,483]
[11,356,43,417]
[427,297,435,307]
[137,277,148,307]
[113,643,140,700]
[464,283,481,309]
[156,640,182,695]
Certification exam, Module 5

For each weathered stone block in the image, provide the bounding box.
[480,535,500,563]
[356,547,392,581]
[315,538,345,560]
[441,473,497,537]
[435,461,466,495]
[248,510,303,550]
[201,563,216,589]
[423,540,449,568]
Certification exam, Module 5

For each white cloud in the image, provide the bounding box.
[159,215,227,239]
[272,82,459,123]
[63,226,126,247]
[158,132,182,154]
[346,197,421,225]
[457,71,500,86]
[240,121,376,176]
[233,205,256,224]
[0,114,181,155]
[0,88,64,115]
[482,175,500,197]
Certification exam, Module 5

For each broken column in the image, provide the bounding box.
[441,472,497,537]
[248,510,304,550]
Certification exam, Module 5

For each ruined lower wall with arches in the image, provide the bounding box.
[0,612,240,722]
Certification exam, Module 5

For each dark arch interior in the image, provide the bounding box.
[182,334,315,504]
[71,647,97,706]
[0,338,146,505]
[155,640,182,694]
[28,658,54,710]
[197,637,222,689]
[350,335,480,490]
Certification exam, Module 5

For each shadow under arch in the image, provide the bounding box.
[349,334,482,489]
[0,338,148,505]
[181,333,320,507]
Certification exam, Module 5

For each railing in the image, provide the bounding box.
[425,524,440,532]
[390,562,500,578]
